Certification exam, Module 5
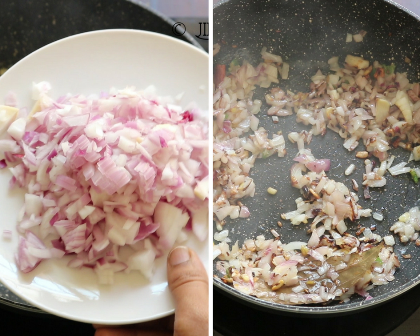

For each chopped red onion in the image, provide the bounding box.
[223,120,232,133]
[239,206,250,218]
[2,84,208,284]
[305,159,330,173]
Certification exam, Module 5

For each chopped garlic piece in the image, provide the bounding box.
[267,187,278,195]
[399,212,410,223]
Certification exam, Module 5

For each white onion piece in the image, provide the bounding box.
[384,235,395,246]
[32,81,51,100]
[373,212,384,221]
[192,206,208,242]
[214,230,229,242]
[213,248,222,260]
[336,220,347,234]
[127,245,156,280]
[25,194,43,217]
[388,162,411,176]
[345,164,355,176]
[387,155,396,169]
[155,202,189,250]
[308,230,320,248]
[7,118,26,141]
[0,105,18,135]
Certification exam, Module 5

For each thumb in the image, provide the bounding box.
[167,246,209,336]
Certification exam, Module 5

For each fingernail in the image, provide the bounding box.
[169,246,190,266]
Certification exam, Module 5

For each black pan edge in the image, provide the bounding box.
[128,0,204,50]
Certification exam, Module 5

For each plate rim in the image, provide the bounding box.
[127,0,205,50]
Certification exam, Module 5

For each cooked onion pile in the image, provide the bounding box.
[282,149,373,230]
[214,234,399,304]
[390,207,420,244]
[212,46,420,304]
[0,83,208,284]
[213,49,288,228]
[264,55,420,164]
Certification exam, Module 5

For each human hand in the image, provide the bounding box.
[94,246,209,336]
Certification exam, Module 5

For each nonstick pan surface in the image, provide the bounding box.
[214,0,420,314]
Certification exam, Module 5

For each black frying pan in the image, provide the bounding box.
[214,0,420,314]
[0,0,202,71]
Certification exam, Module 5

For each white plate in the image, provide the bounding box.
[0,29,209,324]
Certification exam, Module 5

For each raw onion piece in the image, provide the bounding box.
[1,83,209,284]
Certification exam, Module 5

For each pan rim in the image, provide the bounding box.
[127,0,204,50]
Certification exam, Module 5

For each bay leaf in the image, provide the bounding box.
[336,244,383,289]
